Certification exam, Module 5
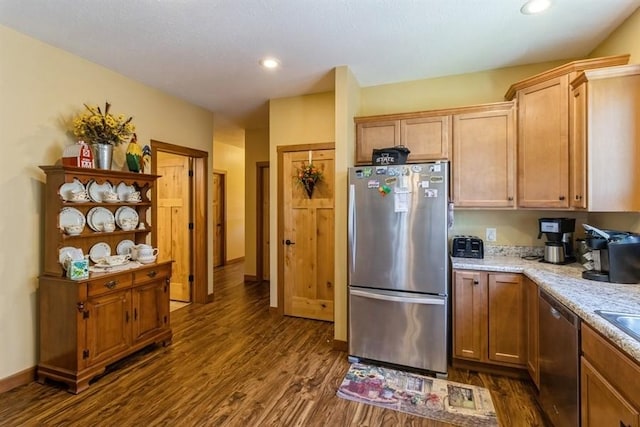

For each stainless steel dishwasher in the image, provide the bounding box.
[539,290,580,427]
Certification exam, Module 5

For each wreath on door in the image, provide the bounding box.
[295,162,323,198]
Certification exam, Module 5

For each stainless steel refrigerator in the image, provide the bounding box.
[348,162,449,375]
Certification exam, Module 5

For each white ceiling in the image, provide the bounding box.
[1,0,639,130]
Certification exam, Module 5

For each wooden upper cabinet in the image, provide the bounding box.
[355,120,400,164]
[505,54,630,209]
[400,115,450,160]
[354,111,451,165]
[517,75,570,208]
[571,64,640,212]
[452,102,516,208]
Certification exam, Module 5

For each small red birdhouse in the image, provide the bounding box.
[62,141,94,168]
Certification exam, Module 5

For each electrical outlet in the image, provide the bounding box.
[486,228,497,242]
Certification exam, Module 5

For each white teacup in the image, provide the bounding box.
[70,190,89,202]
[120,218,137,231]
[102,221,116,232]
[126,191,141,202]
[64,224,83,235]
[103,190,119,202]
[103,254,131,266]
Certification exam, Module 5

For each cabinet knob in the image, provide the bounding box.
[147,270,157,278]
[473,279,479,285]
[507,196,513,201]
[559,196,566,201]
[104,280,117,289]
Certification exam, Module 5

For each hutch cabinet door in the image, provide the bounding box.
[132,280,170,343]
[85,290,132,366]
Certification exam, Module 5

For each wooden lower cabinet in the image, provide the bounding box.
[37,262,172,393]
[452,270,526,368]
[581,323,640,427]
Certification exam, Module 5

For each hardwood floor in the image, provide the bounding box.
[0,263,548,426]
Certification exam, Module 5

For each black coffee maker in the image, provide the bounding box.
[538,218,576,264]
[582,225,640,283]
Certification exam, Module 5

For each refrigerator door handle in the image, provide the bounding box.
[348,184,356,270]
[350,289,445,305]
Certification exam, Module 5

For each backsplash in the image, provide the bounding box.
[484,244,544,258]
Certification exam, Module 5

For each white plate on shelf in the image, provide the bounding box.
[87,180,114,202]
[116,182,136,202]
[89,242,111,263]
[59,179,85,201]
[87,207,115,232]
[58,207,86,229]
[115,206,139,228]
[59,246,83,265]
[116,239,135,256]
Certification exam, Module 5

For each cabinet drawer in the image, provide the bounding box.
[88,273,133,297]
[582,323,640,408]
[133,264,171,284]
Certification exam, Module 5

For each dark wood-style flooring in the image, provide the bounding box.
[0,263,548,426]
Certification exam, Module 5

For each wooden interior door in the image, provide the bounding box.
[213,172,225,268]
[157,152,191,302]
[282,149,335,321]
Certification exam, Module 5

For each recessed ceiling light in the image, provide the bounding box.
[520,0,552,15]
[259,57,280,69]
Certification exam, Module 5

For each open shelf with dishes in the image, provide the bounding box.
[37,165,172,394]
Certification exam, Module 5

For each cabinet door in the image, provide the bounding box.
[401,115,450,161]
[524,277,539,388]
[452,107,516,207]
[355,120,400,164]
[86,290,131,366]
[132,279,170,343]
[488,273,526,366]
[581,358,640,427]
[570,83,587,209]
[452,271,487,361]
[517,75,570,208]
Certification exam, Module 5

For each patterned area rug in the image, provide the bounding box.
[337,363,499,426]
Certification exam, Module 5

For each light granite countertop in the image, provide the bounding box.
[451,256,640,364]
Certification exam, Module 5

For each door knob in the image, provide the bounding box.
[284,239,295,246]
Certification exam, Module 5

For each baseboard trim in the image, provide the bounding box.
[226,257,245,265]
[333,339,348,352]
[0,366,36,394]
[207,292,214,303]
[269,306,279,315]
[244,274,257,282]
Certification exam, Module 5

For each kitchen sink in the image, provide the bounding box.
[595,310,640,342]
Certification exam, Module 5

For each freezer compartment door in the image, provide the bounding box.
[348,287,448,374]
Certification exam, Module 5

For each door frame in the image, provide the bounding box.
[213,170,227,268]
[277,142,335,315]
[151,140,209,305]
[256,161,269,284]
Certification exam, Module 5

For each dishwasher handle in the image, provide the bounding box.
[540,290,579,327]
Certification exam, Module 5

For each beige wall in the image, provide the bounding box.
[333,66,361,342]
[269,91,336,306]
[213,142,245,262]
[359,60,570,116]
[590,6,640,64]
[244,128,270,277]
[0,25,215,381]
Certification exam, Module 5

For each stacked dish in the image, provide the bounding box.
[87,207,116,232]
[86,180,114,203]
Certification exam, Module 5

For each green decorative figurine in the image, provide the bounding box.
[126,133,143,173]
